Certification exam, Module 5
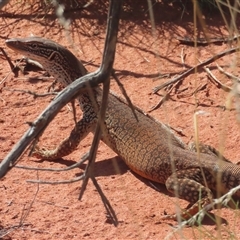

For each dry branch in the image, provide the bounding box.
[176,35,240,46]
[4,87,58,97]
[203,66,232,92]
[153,46,240,94]
[1,0,122,227]
[0,0,121,179]
[216,63,240,82]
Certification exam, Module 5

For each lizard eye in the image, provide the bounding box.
[31,43,37,49]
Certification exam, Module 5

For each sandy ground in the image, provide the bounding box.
[1,1,240,239]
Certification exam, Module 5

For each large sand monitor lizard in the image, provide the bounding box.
[6,37,240,220]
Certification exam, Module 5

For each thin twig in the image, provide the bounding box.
[0,48,25,86]
[178,83,208,98]
[1,172,41,238]
[153,46,240,93]
[36,200,69,209]
[203,66,232,92]
[216,63,240,82]
[111,70,138,121]
[15,152,89,172]
[78,78,119,226]
[27,175,84,184]
[4,87,58,97]
[176,35,240,46]
[19,171,40,225]
[149,82,176,112]
[10,76,54,81]
[0,47,15,71]
[148,93,169,112]
[180,47,186,69]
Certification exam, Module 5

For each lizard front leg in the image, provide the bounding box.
[32,117,97,160]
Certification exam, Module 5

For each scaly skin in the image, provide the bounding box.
[6,37,240,220]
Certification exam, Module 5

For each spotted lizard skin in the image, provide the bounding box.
[6,37,240,220]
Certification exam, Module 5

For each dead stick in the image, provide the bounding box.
[203,66,232,92]
[216,64,240,82]
[4,87,58,97]
[153,46,240,94]
[176,35,240,46]
[0,47,15,71]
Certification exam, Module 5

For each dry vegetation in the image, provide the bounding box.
[1,0,240,239]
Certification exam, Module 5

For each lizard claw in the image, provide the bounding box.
[31,145,49,159]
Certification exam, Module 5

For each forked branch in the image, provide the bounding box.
[0,0,122,179]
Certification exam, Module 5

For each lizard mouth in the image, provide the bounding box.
[5,38,46,62]
[5,38,23,51]
[5,37,42,57]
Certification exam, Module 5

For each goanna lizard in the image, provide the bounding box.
[5,37,240,221]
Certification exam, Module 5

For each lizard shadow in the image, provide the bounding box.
[76,156,129,177]
[40,156,237,226]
